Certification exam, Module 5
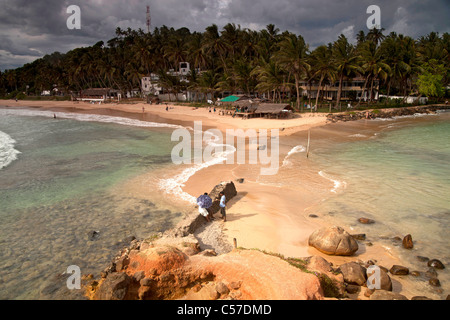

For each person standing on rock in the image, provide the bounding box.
[219,192,227,222]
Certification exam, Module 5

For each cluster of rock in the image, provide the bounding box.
[83,180,447,300]
[85,234,324,300]
[327,105,449,123]
[307,225,447,300]
[84,181,324,300]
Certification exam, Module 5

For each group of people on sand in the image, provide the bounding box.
[197,192,227,223]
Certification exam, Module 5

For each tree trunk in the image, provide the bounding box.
[295,75,301,112]
[369,77,374,104]
[308,81,312,113]
[385,79,391,105]
[315,75,324,112]
[356,74,370,107]
[336,73,344,110]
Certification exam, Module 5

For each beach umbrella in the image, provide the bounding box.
[197,194,212,209]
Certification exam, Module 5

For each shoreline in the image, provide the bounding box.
[1,100,448,300]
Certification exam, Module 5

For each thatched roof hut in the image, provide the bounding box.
[254,103,293,118]
[255,103,292,114]
[79,88,120,102]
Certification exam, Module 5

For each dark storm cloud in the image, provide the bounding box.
[0,0,449,70]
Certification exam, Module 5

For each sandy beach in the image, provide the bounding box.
[1,99,444,299]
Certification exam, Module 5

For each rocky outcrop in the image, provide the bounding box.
[85,180,327,300]
[326,104,449,123]
[165,181,237,238]
[206,180,238,215]
[308,226,359,256]
[86,238,325,300]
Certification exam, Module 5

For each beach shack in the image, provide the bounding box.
[79,88,120,103]
[254,103,293,119]
[231,100,259,119]
[218,95,250,114]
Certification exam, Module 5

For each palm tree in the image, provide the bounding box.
[356,30,367,45]
[275,33,310,112]
[357,41,391,106]
[5,70,18,91]
[187,33,209,72]
[366,28,386,47]
[202,24,229,73]
[197,70,219,101]
[251,59,286,102]
[164,37,188,73]
[231,57,257,95]
[309,45,336,111]
[332,35,361,110]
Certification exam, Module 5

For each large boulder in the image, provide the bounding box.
[339,262,367,286]
[370,290,408,300]
[308,226,359,256]
[207,181,237,214]
[165,181,237,237]
[366,266,393,291]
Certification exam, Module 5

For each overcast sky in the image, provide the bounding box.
[1,0,449,71]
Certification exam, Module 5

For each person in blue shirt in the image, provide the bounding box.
[219,192,226,222]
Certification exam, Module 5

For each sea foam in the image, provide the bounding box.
[318,170,347,193]
[0,108,186,130]
[282,145,306,166]
[0,130,20,170]
[158,134,237,204]
[0,108,238,204]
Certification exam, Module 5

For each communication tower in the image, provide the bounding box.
[146,5,151,33]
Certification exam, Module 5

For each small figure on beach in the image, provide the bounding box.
[142,107,145,113]
[197,192,213,222]
[219,191,226,222]
[53,114,57,119]
[209,107,212,113]
[165,105,169,111]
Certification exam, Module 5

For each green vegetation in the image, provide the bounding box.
[0,25,448,112]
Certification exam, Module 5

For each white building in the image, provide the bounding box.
[167,62,191,83]
[141,73,162,96]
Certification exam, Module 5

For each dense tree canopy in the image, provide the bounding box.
[1,25,449,108]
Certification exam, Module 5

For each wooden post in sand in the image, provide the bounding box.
[306,129,311,158]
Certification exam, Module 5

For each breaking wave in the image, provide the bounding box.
[282,145,306,166]
[0,130,20,170]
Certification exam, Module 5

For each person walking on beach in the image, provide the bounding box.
[219,192,226,222]
[197,192,213,222]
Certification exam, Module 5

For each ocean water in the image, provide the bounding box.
[306,111,450,299]
[0,107,185,299]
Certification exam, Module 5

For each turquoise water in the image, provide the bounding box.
[0,107,183,299]
[310,112,450,299]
